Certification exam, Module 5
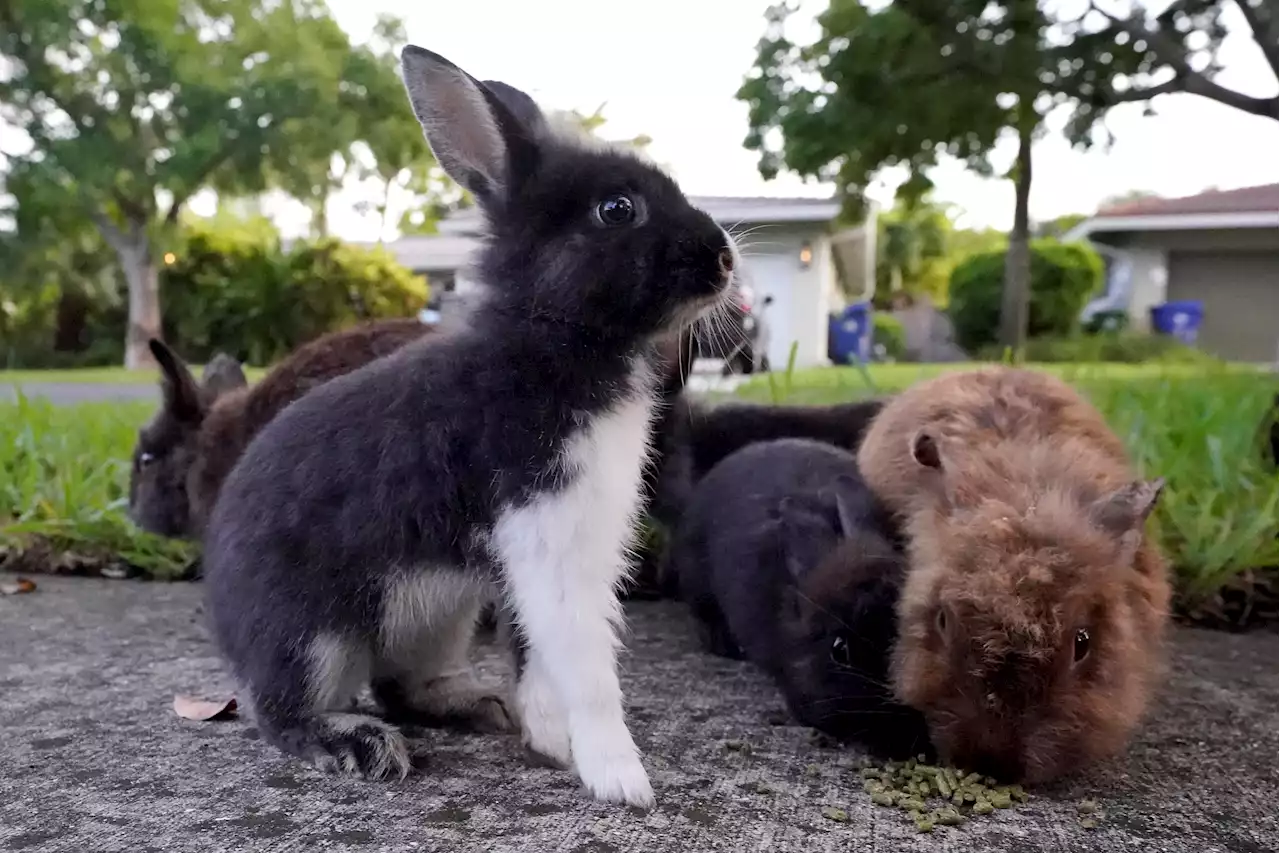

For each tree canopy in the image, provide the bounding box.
[0,0,426,366]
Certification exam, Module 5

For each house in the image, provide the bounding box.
[1066,184,1279,364]
[375,196,874,369]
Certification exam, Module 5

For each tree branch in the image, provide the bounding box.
[162,134,260,225]
[1232,0,1279,76]
[1088,0,1279,119]
[1101,77,1184,104]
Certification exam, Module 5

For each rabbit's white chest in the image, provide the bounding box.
[493,365,658,575]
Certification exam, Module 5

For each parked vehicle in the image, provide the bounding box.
[692,283,770,375]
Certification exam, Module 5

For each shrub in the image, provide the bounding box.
[948,239,1103,352]
[873,312,907,361]
[978,332,1221,365]
[162,222,429,366]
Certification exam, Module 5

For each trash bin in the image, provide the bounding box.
[828,302,873,364]
[1150,300,1204,346]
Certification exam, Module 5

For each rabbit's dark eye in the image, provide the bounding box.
[935,607,947,636]
[137,451,156,469]
[595,194,636,227]
[830,635,852,667]
[1073,628,1091,663]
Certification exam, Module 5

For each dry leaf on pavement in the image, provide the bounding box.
[172,695,238,721]
[0,577,37,596]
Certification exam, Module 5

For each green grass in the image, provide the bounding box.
[1,359,1276,621]
[0,393,196,578]
[737,361,1279,620]
[0,365,268,385]
[735,361,1266,405]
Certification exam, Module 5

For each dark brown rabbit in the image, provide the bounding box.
[129,318,433,539]
[856,366,1170,783]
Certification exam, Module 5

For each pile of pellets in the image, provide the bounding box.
[852,756,1030,833]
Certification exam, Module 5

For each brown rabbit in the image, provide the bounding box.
[856,366,1171,783]
[129,318,434,539]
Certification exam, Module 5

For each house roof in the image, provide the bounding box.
[437,194,842,235]
[1065,183,1280,241]
[1097,184,1279,217]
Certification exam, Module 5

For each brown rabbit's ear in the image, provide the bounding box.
[201,353,247,401]
[150,339,203,424]
[1090,478,1165,556]
[910,429,943,471]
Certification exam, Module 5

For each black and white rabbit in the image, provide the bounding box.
[200,46,738,809]
[669,438,931,758]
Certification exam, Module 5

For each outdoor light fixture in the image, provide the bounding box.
[163,252,177,265]
[798,240,813,270]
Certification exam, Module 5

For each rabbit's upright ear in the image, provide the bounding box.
[399,46,542,203]
[149,339,204,425]
[201,352,247,401]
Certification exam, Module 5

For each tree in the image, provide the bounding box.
[875,198,954,305]
[740,0,1046,351]
[739,0,1277,354]
[0,0,382,367]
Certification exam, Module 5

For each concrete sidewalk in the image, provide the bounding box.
[1,577,1276,853]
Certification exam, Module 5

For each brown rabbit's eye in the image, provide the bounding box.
[1074,628,1091,663]
[830,635,852,667]
[595,194,636,227]
[935,608,947,636]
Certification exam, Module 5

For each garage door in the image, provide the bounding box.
[740,253,798,370]
[1166,250,1278,364]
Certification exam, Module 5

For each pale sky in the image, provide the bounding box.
[56,0,1280,237]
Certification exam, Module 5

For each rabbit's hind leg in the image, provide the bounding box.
[371,570,517,735]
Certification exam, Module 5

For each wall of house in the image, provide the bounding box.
[737,222,833,368]
[1093,227,1278,332]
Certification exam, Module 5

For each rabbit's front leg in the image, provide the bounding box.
[492,397,657,809]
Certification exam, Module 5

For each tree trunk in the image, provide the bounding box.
[95,216,162,369]
[999,122,1034,356]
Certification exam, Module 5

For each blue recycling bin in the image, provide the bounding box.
[828,302,873,364]
[1150,300,1204,346]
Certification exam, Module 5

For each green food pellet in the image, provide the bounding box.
[871,792,895,807]
[937,808,966,826]
[984,776,998,787]
[1077,799,1098,814]
[917,754,928,763]
[1010,785,1029,802]
[821,807,849,823]
[899,797,927,812]
[964,790,977,803]
[936,777,952,798]
[972,800,995,816]
[859,767,879,779]
[962,772,982,786]
[806,764,822,778]
[990,792,1013,809]
[951,792,965,807]
[915,819,935,833]
[1080,817,1098,830]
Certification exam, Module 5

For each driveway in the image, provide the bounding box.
[1,577,1275,853]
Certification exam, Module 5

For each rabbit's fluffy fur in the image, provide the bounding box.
[200,46,737,808]
[670,438,931,758]
[857,366,1170,782]
[130,319,433,540]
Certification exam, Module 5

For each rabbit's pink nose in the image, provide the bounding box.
[718,249,735,274]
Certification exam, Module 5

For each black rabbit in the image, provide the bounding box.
[201,46,738,809]
[670,437,931,759]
